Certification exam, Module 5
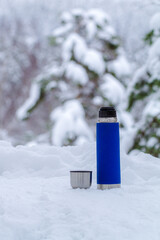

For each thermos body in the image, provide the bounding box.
[96,107,121,190]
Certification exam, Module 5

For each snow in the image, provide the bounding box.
[147,38,160,79]
[100,73,125,105]
[45,81,57,91]
[85,20,97,40]
[108,54,131,79]
[85,9,112,41]
[118,110,134,129]
[130,65,147,89]
[143,97,160,118]
[52,23,73,37]
[92,96,103,106]
[98,24,116,41]
[43,65,63,79]
[87,9,110,27]
[150,12,160,35]
[139,15,160,82]
[65,61,88,85]
[147,137,158,147]
[61,11,73,24]
[50,100,93,146]
[58,81,69,92]
[62,33,87,62]
[16,82,41,120]
[0,130,11,142]
[83,49,105,75]
[72,8,84,18]
[62,34,105,76]
[0,140,160,239]
[16,64,63,120]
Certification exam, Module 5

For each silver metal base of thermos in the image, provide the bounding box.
[97,184,121,190]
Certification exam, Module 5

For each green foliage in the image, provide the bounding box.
[128,16,160,157]
[128,78,160,111]
[129,114,160,158]
[144,30,154,45]
[48,36,58,46]
[107,36,120,50]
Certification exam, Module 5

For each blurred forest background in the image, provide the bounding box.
[0,0,160,157]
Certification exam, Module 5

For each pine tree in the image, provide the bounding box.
[17,9,131,146]
[128,13,160,158]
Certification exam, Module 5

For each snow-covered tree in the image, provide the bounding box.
[17,9,131,146]
[128,13,160,158]
[0,8,58,145]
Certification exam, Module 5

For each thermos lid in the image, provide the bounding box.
[99,107,116,118]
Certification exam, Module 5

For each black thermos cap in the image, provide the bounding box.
[99,107,116,118]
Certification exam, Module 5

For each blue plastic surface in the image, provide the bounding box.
[96,122,121,185]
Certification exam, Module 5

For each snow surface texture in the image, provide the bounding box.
[0,141,160,240]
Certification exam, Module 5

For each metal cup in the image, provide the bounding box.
[70,171,92,189]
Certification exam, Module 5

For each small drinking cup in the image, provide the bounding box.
[70,171,92,189]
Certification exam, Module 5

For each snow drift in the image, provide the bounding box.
[0,141,160,239]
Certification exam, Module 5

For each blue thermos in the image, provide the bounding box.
[96,107,121,190]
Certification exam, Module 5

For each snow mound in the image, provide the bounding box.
[0,141,160,239]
